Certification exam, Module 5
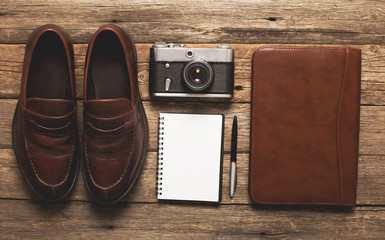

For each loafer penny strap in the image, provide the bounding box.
[84,108,139,137]
[24,108,76,136]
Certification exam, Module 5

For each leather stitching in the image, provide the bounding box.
[84,129,135,190]
[24,127,75,187]
[84,98,140,138]
[84,98,139,121]
[336,48,350,204]
[30,120,72,131]
[87,120,132,133]
[26,125,71,138]
[24,106,76,120]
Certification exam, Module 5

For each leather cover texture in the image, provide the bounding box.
[249,46,361,206]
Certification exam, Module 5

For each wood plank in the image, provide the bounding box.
[0,100,250,151]
[0,199,385,239]
[358,155,385,205]
[0,99,384,155]
[1,0,385,44]
[1,44,384,105]
[1,148,385,205]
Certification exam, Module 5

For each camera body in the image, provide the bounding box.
[149,42,234,98]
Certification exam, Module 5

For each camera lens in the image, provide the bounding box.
[183,61,213,91]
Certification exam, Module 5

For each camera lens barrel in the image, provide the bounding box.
[182,60,214,91]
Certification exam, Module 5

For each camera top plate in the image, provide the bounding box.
[151,42,233,63]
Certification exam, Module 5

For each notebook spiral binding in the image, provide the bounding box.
[157,116,165,197]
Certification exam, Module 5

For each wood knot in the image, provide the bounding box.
[103,225,115,230]
[139,72,148,81]
[370,45,378,53]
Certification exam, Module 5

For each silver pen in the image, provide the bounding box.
[230,116,237,198]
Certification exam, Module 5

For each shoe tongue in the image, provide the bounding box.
[26,98,74,116]
[85,98,133,117]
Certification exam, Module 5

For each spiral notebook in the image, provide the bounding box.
[157,113,224,202]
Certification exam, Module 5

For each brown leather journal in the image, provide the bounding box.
[249,46,361,206]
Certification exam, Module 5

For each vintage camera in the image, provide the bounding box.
[149,42,234,98]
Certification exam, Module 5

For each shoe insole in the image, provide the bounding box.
[89,31,130,100]
[27,31,70,99]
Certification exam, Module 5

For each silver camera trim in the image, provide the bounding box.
[182,60,214,91]
[152,47,233,62]
[185,50,194,58]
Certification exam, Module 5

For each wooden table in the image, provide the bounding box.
[1,1,385,238]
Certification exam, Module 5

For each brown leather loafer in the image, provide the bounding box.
[12,24,79,200]
[82,24,149,204]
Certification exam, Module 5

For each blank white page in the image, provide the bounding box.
[157,113,223,202]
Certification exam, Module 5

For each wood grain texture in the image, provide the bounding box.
[1,199,385,239]
[1,0,385,44]
[1,149,385,205]
[0,44,384,105]
[0,99,385,155]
